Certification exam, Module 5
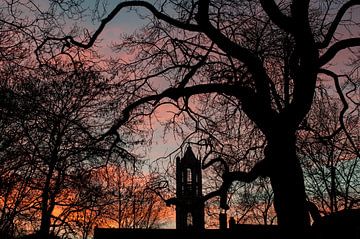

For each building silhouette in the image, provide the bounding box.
[175,146,204,230]
[94,146,360,239]
[94,146,281,239]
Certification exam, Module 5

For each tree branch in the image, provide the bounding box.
[147,155,270,210]
[196,0,272,112]
[37,1,201,52]
[318,69,360,158]
[103,82,273,137]
[259,0,293,32]
[178,43,213,88]
[223,158,269,184]
[316,0,360,49]
[202,156,229,173]
[319,37,360,66]
[202,157,269,209]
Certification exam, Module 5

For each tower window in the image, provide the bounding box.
[187,212,193,227]
[187,168,192,183]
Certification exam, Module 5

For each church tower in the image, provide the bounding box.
[176,146,204,230]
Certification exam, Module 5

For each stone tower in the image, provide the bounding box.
[176,146,204,230]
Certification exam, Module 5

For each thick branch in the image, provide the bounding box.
[178,43,213,88]
[40,0,276,138]
[104,83,274,137]
[291,0,310,17]
[104,84,239,136]
[318,69,360,158]
[196,0,272,111]
[319,38,360,66]
[223,159,269,184]
[202,156,229,173]
[202,158,268,209]
[259,0,293,32]
[37,1,201,51]
[279,1,319,129]
[317,0,360,49]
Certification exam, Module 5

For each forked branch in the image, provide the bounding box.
[318,69,360,158]
[317,0,360,49]
[319,38,360,66]
[36,1,201,53]
[202,156,269,209]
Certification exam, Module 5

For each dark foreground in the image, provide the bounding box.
[94,225,280,239]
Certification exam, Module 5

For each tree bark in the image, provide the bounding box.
[38,164,56,239]
[267,129,310,238]
[38,214,51,239]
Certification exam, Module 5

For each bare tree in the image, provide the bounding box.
[97,162,171,230]
[299,77,360,215]
[5,0,359,237]
[41,1,360,236]
[0,61,126,238]
[0,29,39,237]
[1,3,170,238]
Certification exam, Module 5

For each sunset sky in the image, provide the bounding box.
[77,1,360,162]
[1,1,359,238]
[35,0,187,160]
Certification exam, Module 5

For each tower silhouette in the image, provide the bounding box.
[176,146,204,230]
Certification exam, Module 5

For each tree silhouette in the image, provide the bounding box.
[1,5,173,237]
[299,82,360,215]
[100,162,170,229]
[30,0,360,237]
[1,62,120,238]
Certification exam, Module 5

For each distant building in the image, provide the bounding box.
[94,147,360,239]
[175,146,204,230]
[94,146,280,239]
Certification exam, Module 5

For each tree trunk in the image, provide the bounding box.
[38,213,51,239]
[267,130,310,238]
[38,165,55,239]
